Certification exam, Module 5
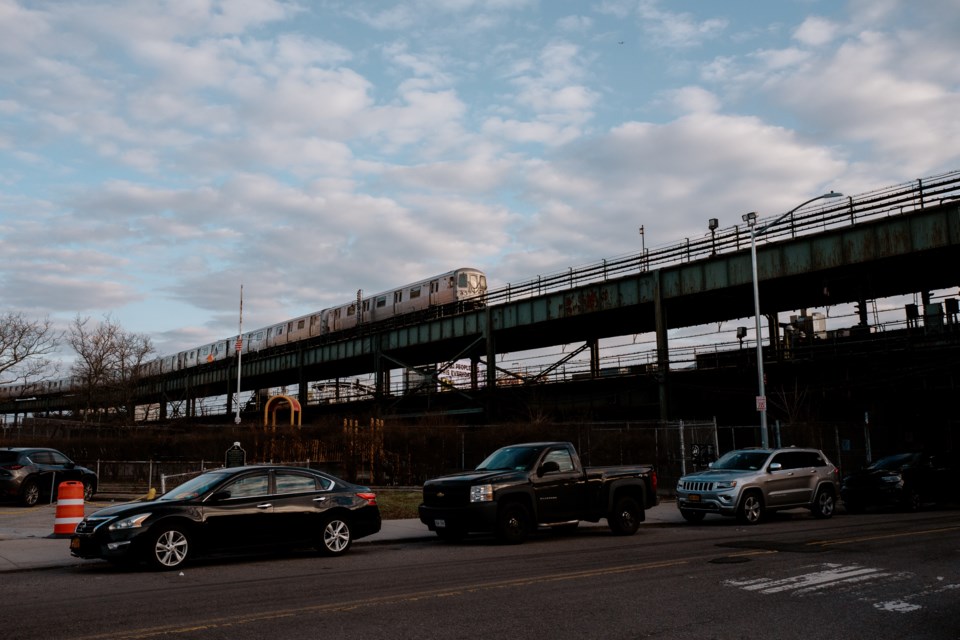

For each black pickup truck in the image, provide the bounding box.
[418,441,658,543]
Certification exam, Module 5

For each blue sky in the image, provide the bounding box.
[1,0,959,361]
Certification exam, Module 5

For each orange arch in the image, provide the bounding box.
[263,394,302,428]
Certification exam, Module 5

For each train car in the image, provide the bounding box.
[325,267,487,333]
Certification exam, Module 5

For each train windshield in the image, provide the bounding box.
[458,271,487,292]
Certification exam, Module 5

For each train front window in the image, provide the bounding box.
[458,273,469,288]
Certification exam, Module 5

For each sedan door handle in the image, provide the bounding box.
[256,503,272,509]
[312,497,327,503]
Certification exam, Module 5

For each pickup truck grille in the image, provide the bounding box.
[422,484,470,507]
[679,480,714,492]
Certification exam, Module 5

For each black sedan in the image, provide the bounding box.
[841,452,957,512]
[70,465,381,569]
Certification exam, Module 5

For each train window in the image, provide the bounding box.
[347,305,355,316]
[376,296,386,308]
[363,300,370,311]
[394,291,403,304]
[277,326,283,335]
[298,319,305,329]
[430,280,439,293]
[256,331,264,340]
[410,287,421,299]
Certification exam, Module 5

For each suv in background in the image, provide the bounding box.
[0,447,98,506]
[675,447,839,524]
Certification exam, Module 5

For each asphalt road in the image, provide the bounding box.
[4,508,959,640]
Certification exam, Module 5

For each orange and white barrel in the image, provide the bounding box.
[53,481,85,537]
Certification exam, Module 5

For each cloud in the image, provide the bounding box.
[635,0,728,48]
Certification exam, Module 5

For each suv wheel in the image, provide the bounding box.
[812,488,835,518]
[20,479,40,507]
[736,491,764,524]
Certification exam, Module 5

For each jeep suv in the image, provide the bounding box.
[675,447,839,524]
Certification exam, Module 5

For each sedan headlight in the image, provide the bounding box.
[715,480,738,489]
[108,513,152,531]
[470,484,493,503]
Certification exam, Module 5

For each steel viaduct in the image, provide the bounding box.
[4,172,960,427]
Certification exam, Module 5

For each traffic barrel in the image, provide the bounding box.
[52,481,85,537]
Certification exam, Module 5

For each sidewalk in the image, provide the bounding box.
[0,497,680,573]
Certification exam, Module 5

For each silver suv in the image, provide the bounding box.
[675,447,839,524]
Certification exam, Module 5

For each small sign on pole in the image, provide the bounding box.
[755,396,767,411]
[225,442,246,468]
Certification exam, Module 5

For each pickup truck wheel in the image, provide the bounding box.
[811,488,835,519]
[496,503,531,544]
[680,509,705,523]
[608,496,642,535]
[736,492,764,525]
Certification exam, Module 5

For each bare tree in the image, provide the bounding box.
[68,314,155,421]
[0,312,62,388]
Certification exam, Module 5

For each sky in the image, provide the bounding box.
[2,0,959,364]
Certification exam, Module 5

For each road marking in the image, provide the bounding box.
[724,562,960,613]
[725,562,904,595]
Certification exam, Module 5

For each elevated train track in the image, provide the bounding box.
[4,171,960,423]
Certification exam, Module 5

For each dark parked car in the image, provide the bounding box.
[841,452,958,512]
[70,465,381,569]
[0,447,98,506]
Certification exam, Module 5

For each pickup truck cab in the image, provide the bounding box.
[418,441,658,543]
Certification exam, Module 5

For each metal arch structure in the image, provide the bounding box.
[263,394,302,428]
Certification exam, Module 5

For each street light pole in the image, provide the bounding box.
[743,191,843,448]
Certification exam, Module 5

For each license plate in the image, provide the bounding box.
[688,494,701,502]
[70,538,80,550]
[434,519,446,528]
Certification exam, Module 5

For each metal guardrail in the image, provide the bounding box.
[484,171,960,304]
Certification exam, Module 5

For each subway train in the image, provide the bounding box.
[0,267,487,400]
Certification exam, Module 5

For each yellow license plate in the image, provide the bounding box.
[688,494,701,502]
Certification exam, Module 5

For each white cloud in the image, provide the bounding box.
[793,16,839,47]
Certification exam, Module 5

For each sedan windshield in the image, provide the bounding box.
[476,446,543,471]
[711,451,771,471]
[158,471,232,501]
[868,453,920,471]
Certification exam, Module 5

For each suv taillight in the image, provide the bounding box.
[1,464,24,471]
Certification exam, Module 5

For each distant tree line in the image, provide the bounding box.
[1,311,154,422]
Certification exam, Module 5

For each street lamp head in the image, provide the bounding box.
[708,218,719,231]
[742,211,757,225]
[823,191,843,199]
